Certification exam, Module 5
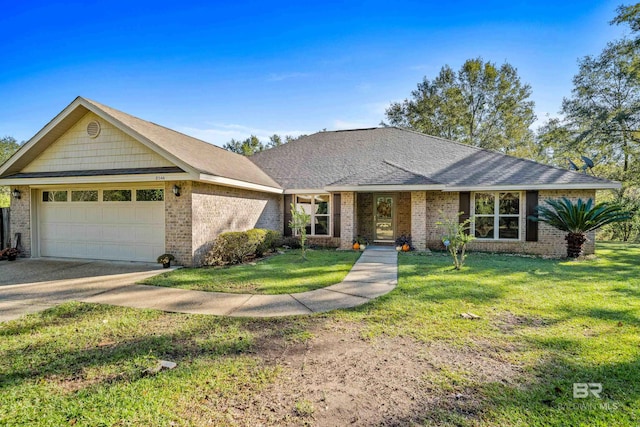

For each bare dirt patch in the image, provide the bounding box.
[217,319,526,426]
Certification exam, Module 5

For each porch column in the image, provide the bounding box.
[339,191,356,249]
[411,191,427,250]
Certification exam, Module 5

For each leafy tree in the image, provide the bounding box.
[223,135,264,156]
[558,39,640,184]
[612,4,640,35]
[0,136,20,165]
[289,203,311,260]
[386,58,536,155]
[223,134,304,156]
[0,136,21,207]
[267,134,283,149]
[437,211,475,270]
[532,198,630,258]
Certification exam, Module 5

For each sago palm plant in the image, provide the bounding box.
[533,198,630,258]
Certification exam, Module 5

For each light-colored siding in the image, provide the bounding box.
[23,112,175,172]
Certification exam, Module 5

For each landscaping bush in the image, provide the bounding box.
[247,228,281,256]
[205,231,257,266]
[279,236,302,249]
[264,229,281,251]
[205,229,281,266]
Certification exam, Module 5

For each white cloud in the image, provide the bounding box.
[177,123,311,146]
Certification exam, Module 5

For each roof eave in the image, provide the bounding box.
[0,172,193,186]
[442,182,622,192]
[198,173,283,194]
[324,184,446,192]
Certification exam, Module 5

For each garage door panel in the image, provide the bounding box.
[85,225,103,241]
[69,207,87,223]
[39,189,165,262]
[117,207,136,223]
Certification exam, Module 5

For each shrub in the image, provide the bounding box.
[394,235,413,249]
[289,203,311,259]
[205,231,257,266]
[279,236,302,249]
[436,211,475,270]
[264,229,281,252]
[246,228,281,257]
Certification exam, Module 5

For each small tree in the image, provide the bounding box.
[289,203,311,260]
[437,211,475,270]
[533,198,631,258]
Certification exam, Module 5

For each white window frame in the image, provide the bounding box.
[471,191,522,241]
[293,193,331,237]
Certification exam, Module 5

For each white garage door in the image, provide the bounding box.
[38,188,165,262]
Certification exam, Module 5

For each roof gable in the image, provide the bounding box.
[22,111,175,173]
[1,97,281,191]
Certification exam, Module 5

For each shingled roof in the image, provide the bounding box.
[0,97,281,190]
[250,127,619,191]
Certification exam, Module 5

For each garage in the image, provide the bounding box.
[38,187,165,262]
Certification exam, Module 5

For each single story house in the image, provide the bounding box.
[0,97,620,265]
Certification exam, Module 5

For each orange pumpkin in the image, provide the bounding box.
[402,243,410,252]
[353,242,360,250]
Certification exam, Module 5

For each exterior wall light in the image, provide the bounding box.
[12,189,21,200]
[173,185,181,197]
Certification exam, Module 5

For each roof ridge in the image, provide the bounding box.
[381,159,441,183]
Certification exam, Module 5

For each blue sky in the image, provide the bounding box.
[0,0,629,146]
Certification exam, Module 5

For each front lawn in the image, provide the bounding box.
[142,248,361,294]
[2,242,639,426]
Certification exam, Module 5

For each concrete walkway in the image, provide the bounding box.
[0,247,397,320]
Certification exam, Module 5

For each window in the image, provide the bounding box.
[472,192,521,240]
[295,194,330,236]
[42,191,68,202]
[71,190,98,202]
[136,189,164,201]
[103,190,132,202]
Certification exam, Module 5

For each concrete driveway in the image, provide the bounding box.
[0,258,169,322]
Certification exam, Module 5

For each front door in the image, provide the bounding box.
[374,194,395,241]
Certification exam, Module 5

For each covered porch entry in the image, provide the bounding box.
[355,192,411,244]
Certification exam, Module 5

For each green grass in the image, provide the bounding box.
[336,241,640,425]
[142,248,361,294]
[2,242,640,425]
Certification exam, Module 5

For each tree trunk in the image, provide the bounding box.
[565,233,587,258]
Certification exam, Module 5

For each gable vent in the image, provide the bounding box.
[86,121,101,138]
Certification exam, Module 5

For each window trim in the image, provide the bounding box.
[471,191,523,241]
[293,193,332,237]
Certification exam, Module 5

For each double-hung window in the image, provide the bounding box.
[472,192,521,240]
[295,194,330,236]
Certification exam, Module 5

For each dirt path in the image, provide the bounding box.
[214,319,522,426]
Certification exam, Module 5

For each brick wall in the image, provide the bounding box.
[397,192,411,237]
[307,236,341,248]
[410,191,427,250]
[8,186,31,257]
[190,182,283,266]
[425,191,459,249]
[340,192,356,249]
[164,180,193,266]
[420,189,597,257]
